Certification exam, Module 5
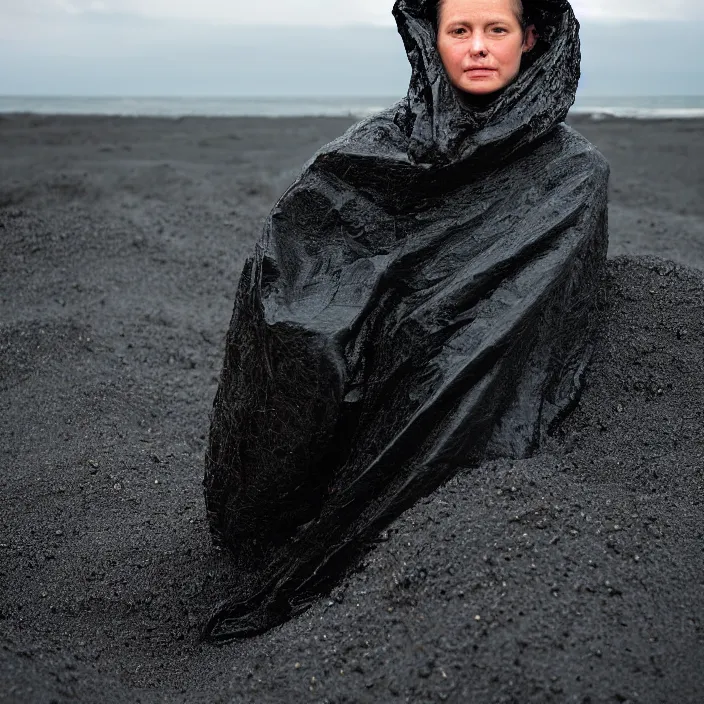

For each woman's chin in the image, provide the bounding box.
[458,81,504,96]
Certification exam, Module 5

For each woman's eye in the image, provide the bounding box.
[491,27,508,34]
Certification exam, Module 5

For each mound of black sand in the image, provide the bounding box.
[2,255,703,702]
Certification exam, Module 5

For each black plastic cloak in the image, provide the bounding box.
[203,0,609,640]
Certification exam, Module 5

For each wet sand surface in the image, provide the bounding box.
[1,114,703,703]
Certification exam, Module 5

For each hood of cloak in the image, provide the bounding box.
[394,0,580,165]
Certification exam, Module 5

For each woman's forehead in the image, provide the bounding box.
[439,0,522,19]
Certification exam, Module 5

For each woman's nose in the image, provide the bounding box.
[469,34,488,57]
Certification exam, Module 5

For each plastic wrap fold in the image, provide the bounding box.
[203,0,609,640]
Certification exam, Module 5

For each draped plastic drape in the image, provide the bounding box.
[203,0,609,640]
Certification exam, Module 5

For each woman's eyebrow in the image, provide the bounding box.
[447,17,511,24]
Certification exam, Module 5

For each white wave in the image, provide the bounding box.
[570,106,704,120]
[2,96,704,120]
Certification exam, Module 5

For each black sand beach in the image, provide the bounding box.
[1,114,703,703]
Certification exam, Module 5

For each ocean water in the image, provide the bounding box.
[571,95,704,119]
[1,95,704,120]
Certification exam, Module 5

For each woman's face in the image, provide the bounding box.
[437,0,537,96]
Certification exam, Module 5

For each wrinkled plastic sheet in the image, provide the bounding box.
[203,0,609,640]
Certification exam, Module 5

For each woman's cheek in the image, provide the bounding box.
[452,45,467,73]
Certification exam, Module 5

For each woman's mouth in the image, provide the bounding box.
[466,68,497,75]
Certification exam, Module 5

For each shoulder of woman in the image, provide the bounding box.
[554,124,609,171]
[536,123,611,188]
[313,104,408,162]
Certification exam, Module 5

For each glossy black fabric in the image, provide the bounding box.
[203,0,609,640]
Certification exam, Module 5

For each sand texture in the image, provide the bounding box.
[1,114,703,703]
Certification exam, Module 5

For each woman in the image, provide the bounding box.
[203,0,609,640]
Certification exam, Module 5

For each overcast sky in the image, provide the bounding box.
[1,0,702,97]
[3,0,704,25]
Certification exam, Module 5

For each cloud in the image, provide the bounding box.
[4,0,394,25]
[3,0,703,25]
[571,0,703,19]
